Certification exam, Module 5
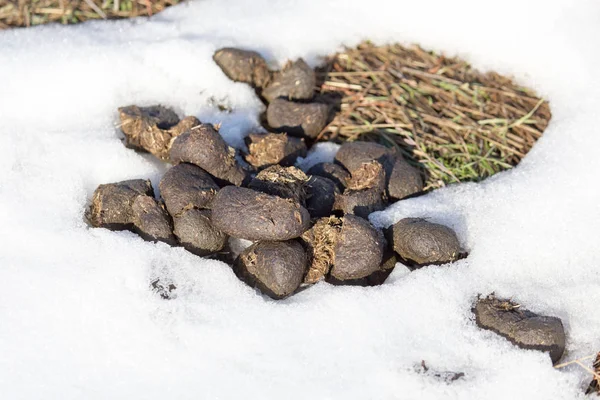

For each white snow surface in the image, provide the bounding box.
[1,0,600,398]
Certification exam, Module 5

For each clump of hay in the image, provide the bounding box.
[316,42,551,190]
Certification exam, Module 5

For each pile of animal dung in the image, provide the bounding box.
[86,46,565,366]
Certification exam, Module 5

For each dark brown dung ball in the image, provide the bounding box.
[388,158,424,201]
[391,218,462,267]
[210,186,311,241]
[159,163,219,216]
[261,58,316,103]
[266,98,329,139]
[87,179,154,230]
[473,295,566,364]
[331,214,385,281]
[302,215,384,283]
[334,141,396,174]
[245,132,307,169]
[170,124,246,186]
[131,196,176,245]
[333,161,388,218]
[326,249,397,287]
[305,176,339,219]
[307,162,350,191]
[248,165,309,205]
[234,240,307,299]
[213,48,271,88]
[173,209,227,256]
[118,105,200,161]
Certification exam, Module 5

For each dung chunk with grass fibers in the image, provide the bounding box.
[333,161,388,218]
[305,176,339,219]
[334,141,396,174]
[307,162,350,191]
[262,58,316,102]
[159,163,219,216]
[173,209,227,256]
[234,240,307,299]
[210,186,311,241]
[245,132,307,169]
[473,295,566,364]
[387,158,424,200]
[87,179,154,230]
[266,98,329,139]
[131,196,176,245]
[391,218,462,267]
[213,48,271,88]
[118,105,200,160]
[248,165,308,205]
[302,215,384,283]
[170,124,246,186]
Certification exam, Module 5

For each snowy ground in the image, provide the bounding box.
[1,0,600,399]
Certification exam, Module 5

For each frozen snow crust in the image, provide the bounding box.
[1,0,599,399]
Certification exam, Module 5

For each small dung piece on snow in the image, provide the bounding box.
[391,218,462,267]
[262,58,316,102]
[388,158,424,200]
[118,105,200,160]
[248,165,309,205]
[173,209,227,256]
[131,196,176,245]
[210,186,311,241]
[159,163,219,216]
[234,240,307,299]
[150,278,177,300]
[305,176,339,219]
[266,98,329,139]
[334,141,396,174]
[302,215,384,283]
[473,295,566,364]
[245,132,307,169]
[333,161,388,218]
[87,179,154,230]
[170,124,247,187]
[213,47,271,88]
[307,162,350,191]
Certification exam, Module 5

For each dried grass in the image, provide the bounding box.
[316,42,552,190]
[0,0,180,28]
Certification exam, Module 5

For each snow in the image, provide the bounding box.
[1,0,599,398]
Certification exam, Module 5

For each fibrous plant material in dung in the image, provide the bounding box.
[302,215,385,283]
[333,161,388,218]
[317,42,551,189]
[245,132,307,169]
[247,165,309,205]
[118,105,199,160]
